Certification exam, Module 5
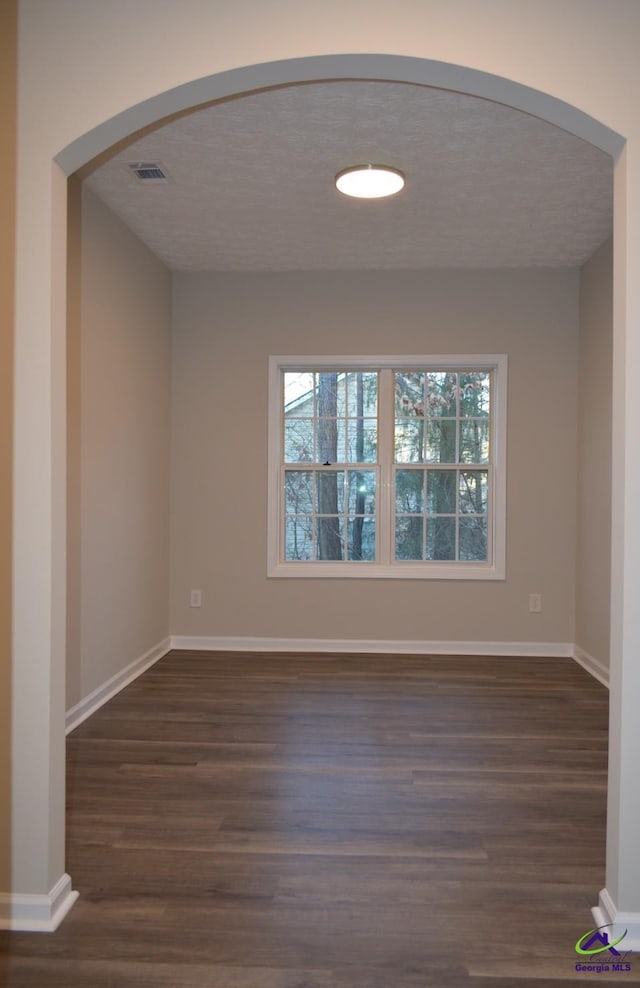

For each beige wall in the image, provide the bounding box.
[19,1,632,171]
[576,238,613,670]
[171,269,579,645]
[66,187,171,710]
[0,0,16,898]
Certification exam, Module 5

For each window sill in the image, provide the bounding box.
[268,561,505,580]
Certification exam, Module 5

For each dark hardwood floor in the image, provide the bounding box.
[0,650,623,986]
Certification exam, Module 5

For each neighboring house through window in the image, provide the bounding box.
[268,355,507,579]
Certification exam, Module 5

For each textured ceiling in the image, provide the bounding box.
[84,81,613,271]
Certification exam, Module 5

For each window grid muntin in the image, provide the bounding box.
[394,464,490,562]
[394,369,491,465]
[283,465,378,561]
[393,369,492,564]
[283,370,378,465]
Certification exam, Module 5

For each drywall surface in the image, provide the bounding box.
[66,187,171,710]
[576,238,613,670]
[171,268,579,645]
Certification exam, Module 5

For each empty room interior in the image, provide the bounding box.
[3,25,627,984]
[66,80,613,707]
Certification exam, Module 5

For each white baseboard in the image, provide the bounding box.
[0,873,79,932]
[592,887,640,951]
[170,635,573,658]
[572,644,609,688]
[66,637,172,734]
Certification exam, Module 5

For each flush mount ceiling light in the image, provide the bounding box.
[335,164,405,199]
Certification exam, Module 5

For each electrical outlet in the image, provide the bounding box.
[190,589,202,608]
[528,593,542,613]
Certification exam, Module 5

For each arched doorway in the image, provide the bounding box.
[8,49,635,948]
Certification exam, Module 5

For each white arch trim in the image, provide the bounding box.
[10,49,633,938]
[56,54,624,175]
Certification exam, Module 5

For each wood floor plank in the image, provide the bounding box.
[1,651,628,986]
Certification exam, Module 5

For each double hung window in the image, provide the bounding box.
[268,355,506,579]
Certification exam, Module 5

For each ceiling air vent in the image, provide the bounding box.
[128,161,169,183]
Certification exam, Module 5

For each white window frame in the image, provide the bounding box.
[267,354,507,580]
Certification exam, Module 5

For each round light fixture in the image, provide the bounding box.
[335,164,405,200]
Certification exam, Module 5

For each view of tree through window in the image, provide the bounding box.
[394,371,489,562]
[273,357,504,576]
[284,371,378,561]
